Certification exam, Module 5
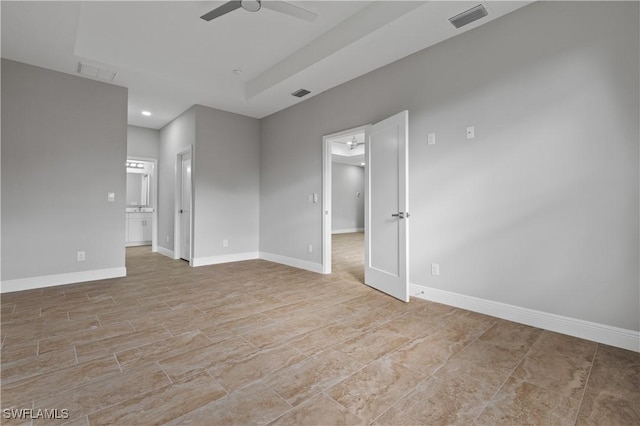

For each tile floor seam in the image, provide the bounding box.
[417,318,496,380]
[385,346,441,379]
[470,325,546,424]
[236,333,261,351]
[319,390,355,419]
[28,401,35,426]
[282,341,310,359]
[263,379,295,412]
[161,323,176,337]
[157,360,175,385]
[18,364,121,410]
[204,369,229,396]
[572,343,600,425]
[113,353,122,372]
[80,378,174,422]
[312,354,387,411]
[367,371,430,426]
[73,345,79,365]
[331,346,375,372]
[74,330,172,365]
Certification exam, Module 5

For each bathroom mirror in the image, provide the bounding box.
[126,172,150,206]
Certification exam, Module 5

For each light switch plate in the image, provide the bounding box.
[428,133,436,145]
[107,192,115,202]
[431,263,440,276]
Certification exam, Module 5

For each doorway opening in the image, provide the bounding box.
[322,125,369,277]
[323,111,410,302]
[175,148,193,264]
[125,157,158,252]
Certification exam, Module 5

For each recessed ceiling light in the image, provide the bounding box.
[361,162,366,166]
[142,111,152,116]
[233,69,242,75]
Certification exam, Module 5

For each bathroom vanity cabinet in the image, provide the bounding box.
[126,211,152,246]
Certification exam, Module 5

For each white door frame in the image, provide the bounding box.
[322,124,371,274]
[174,147,194,264]
[127,156,158,253]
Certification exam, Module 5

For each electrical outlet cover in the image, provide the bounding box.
[466,126,475,139]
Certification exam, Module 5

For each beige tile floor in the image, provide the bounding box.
[1,233,638,425]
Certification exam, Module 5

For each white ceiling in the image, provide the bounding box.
[1,1,532,129]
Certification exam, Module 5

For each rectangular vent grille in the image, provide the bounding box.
[449,4,488,29]
[77,62,117,81]
[291,89,311,98]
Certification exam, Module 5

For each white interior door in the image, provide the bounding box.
[180,151,192,261]
[364,111,409,302]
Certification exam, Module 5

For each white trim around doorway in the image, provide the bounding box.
[322,124,370,275]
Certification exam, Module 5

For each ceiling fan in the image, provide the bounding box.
[200,1,317,23]
[346,137,364,150]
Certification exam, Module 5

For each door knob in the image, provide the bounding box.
[391,212,405,219]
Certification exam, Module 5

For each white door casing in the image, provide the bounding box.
[364,111,409,302]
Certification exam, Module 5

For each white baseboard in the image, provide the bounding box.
[410,283,639,353]
[332,228,364,234]
[259,252,324,274]
[1,267,127,294]
[157,246,175,259]
[126,241,151,247]
[192,252,259,267]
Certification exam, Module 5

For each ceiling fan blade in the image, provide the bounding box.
[200,1,242,21]
[261,1,317,23]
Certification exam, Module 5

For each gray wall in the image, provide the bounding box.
[157,105,260,259]
[127,125,160,159]
[332,164,364,232]
[158,107,195,252]
[260,2,639,331]
[193,105,260,260]
[1,59,128,280]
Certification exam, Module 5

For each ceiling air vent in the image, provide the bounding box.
[291,89,311,98]
[77,62,117,82]
[449,4,488,29]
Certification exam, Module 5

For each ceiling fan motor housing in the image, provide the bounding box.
[241,0,261,12]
